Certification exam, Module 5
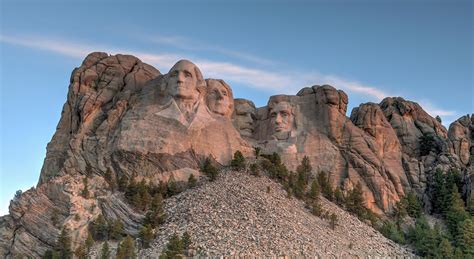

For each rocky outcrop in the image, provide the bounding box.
[1,52,471,257]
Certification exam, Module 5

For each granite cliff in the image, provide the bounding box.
[0,52,472,257]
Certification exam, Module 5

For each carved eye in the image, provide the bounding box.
[184,71,193,78]
[170,71,178,77]
[270,112,277,118]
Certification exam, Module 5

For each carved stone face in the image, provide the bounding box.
[206,80,232,117]
[234,101,256,137]
[270,102,293,134]
[168,60,199,101]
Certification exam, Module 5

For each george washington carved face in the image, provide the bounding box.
[167,60,202,102]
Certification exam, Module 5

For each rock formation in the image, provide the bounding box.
[0,52,472,257]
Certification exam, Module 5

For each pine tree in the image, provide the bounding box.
[187,174,197,188]
[329,213,338,230]
[310,199,323,217]
[109,219,124,240]
[74,244,87,259]
[55,227,72,259]
[81,176,90,199]
[437,238,454,258]
[182,231,192,251]
[145,193,166,228]
[85,232,94,253]
[318,171,333,200]
[307,179,320,201]
[334,187,344,206]
[253,146,261,159]
[162,233,184,258]
[139,224,155,249]
[456,218,474,256]
[405,191,422,218]
[249,163,260,176]
[116,235,136,259]
[296,156,311,183]
[118,175,129,192]
[230,150,246,170]
[100,241,110,259]
[446,185,469,237]
[346,182,365,217]
[201,157,219,181]
[89,214,108,241]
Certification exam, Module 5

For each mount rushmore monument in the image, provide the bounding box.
[1,52,472,257]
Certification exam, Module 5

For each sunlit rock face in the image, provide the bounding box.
[1,52,471,257]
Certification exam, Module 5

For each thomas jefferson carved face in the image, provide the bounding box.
[206,79,233,118]
[168,60,200,101]
[234,100,256,137]
[270,101,294,134]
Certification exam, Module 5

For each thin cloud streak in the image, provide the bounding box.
[149,34,277,66]
[1,33,457,120]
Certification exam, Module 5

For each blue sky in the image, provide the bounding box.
[0,0,472,215]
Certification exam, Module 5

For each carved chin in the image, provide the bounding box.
[239,128,253,136]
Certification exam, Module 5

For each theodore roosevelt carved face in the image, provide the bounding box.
[233,99,257,137]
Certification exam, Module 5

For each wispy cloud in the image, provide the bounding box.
[148,34,277,66]
[1,33,457,121]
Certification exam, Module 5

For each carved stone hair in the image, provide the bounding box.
[160,59,206,95]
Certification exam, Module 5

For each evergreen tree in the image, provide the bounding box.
[89,214,108,241]
[253,146,261,159]
[456,218,474,256]
[329,213,338,230]
[81,176,90,199]
[249,163,260,176]
[85,232,94,253]
[431,169,448,215]
[380,221,405,244]
[201,157,219,181]
[55,227,72,259]
[141,190,152,211]
[109,219,124,240]
[230,150,246,170]
[436,115,442,124]
[116,235,136,259]
[139,224,155,249]
[405,191,422,218]
[419,133,440,156]
[334,187,344,206]
[310,199,323,217]
[74,244,87,259]
[307,179,320,201]
[438,238,454,258]
[296,156,312,183]
[187,174,197,188]
[294,169,307,199]
[161,233,184,258]
[182,231,192,251]
[318,171,333,200]
[446,185,469,237]
[467,197,474,217]
[345,182,365,217]
[100,241,110,259]
[166,176,181,196]
[145,193,166,228]
[118,175,129,192]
